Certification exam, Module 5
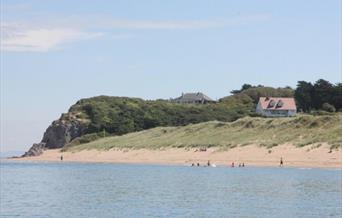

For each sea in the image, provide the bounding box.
[0,161,341,218]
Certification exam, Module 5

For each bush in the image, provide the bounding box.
[322,103,336,112]
[67,95,256,137]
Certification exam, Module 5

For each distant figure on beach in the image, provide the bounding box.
[197,163,200,167]
[60,155,63,161]
[207,160,211,166]
[238,163,241,167]
[191,163,195,167]
[199,147,207,152]
[231,162,235,167]
[242,163,245,167]
[280,157,283,167]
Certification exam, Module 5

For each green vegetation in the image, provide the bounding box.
[64,114,342,151]
[54,79,341,150]
[295,79,342,112]
[66,85,294,137]
[229,79,342,113]
[228,84,294,103]
[68,97,253,136]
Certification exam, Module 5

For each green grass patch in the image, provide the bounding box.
[65,114,342,152]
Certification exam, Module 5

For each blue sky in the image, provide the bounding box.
[1,0,341,152]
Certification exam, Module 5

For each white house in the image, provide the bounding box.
[256,97,297,117]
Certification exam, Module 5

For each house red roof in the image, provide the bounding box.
[258,97,296,110]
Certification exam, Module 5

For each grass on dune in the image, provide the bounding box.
[64,114,342,151]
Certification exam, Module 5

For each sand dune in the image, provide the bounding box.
[15,144,341,168]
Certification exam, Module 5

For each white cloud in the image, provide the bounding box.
[1,23,103,52]
[0,14,270,52]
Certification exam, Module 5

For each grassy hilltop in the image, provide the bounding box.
[56,86,293,148]
[64,114,342,151]
[23,79,342,156]
[66,86,293,135]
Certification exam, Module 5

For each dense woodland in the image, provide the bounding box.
[65,79,340,141]
[294,79,342,112]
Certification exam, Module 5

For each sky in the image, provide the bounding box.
[0,0,341,152]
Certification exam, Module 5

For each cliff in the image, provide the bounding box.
[22,113,88,157]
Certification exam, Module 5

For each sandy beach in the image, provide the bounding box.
[15,144,342,168]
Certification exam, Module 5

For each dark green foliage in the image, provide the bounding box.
[295,79,341,112]
[294,81,314,112]
[313,79,334,109]
[231,84,253,94]
[331,83,342,110]
[69,95,255,136]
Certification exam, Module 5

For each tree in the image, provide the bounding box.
[230,84,253,94]
[312,79,333,109]
[295,79,341,112]
[294,81,313,112]
[331,83,342,111]
[241,84,253,91]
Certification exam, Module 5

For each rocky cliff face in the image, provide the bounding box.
[41,120,85,149]
[22,143,46,157]
[22,115,87,157]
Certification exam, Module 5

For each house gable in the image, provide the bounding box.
[256,97,297,117]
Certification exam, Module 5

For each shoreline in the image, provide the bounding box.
[6,159,342,170]
[11,144,342,169]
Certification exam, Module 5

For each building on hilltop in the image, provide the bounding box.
[171,92,216,104]
[256,97,297,117]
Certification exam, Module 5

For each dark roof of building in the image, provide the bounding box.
[174,92,215,102]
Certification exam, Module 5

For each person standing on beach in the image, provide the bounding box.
[207,160,211,167]
[60,155,63,161]
[280,157,283,167]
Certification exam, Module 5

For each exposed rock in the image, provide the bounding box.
[22,143,46,157]
[23,118,86,157]
[41,120,84,149]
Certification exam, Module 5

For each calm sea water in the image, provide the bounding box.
[0,161,341,218]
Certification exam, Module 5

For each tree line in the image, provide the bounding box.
[295,79,342,112]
